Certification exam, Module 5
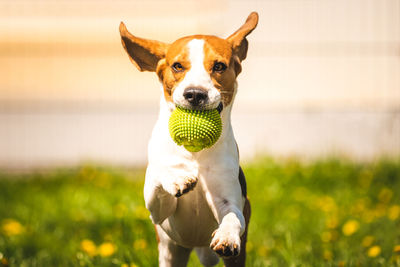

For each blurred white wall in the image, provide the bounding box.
[0,0,399,168]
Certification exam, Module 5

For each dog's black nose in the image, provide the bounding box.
[183,87,208,106]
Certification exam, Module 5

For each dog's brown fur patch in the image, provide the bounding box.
[156,35,238,107]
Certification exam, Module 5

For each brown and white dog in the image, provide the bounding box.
[120,12,258,267]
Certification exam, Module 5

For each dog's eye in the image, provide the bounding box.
[213,62,227,73]
[172,62,184,72]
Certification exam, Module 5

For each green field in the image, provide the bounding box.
[0,157,399,266]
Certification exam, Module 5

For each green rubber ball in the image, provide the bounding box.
[168,106,222,152]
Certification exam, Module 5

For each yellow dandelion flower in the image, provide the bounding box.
[394,245,400,253]
[374,204,387,218]
[257,245,268,257]
[113,203,127,218]
[378,188,393,204]
[362,236,374,247]
[352,198,370,214]
[338,260,346,267]
[133,239,148,250]
[326,216,339,229]
[123,264,139,267]
[330,230,339,241]
[342,220,359,236]
[135,206,150,220]
[80,239,97,257]
[321,231,332,243]
[388,205,400,221]
[323,250,333,261]
[2,219,24,236]
[1,256,8,266]
[367,245,381,258]
[98,242,116,257]
[362,210,375,223]
[317,196,337,213]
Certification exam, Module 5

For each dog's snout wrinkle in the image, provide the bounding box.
[183,87,208,107]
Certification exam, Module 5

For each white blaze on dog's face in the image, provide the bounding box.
[119,12,258,110]
[170,39,221,110]
[157,36,240,110]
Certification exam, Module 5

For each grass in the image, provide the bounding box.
[0,157,399,266]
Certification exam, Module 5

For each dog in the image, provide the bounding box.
[119,12,258,267]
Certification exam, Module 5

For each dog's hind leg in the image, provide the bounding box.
[222,197,251,267]
[155,225,192,267]
[195,247,220,266]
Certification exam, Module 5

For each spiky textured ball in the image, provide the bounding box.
[169,107,222,152]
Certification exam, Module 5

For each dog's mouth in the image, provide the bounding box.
[216,102,223,114]
[174,102,223,114]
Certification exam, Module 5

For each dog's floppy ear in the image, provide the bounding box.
[119,22,169,72]
[227,12,258,62]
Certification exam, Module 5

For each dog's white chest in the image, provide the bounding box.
[159,181,218,247]
[144,100,242,247]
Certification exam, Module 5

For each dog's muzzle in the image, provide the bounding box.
[183,87,208,107]
[182,87,223,113]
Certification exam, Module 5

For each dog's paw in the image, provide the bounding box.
[164,177,198,197]
[210,228,241,258]
[174,177,198,197]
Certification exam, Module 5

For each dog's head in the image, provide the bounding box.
[120,12,258,112]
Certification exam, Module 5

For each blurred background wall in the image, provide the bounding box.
[0,0,399,169]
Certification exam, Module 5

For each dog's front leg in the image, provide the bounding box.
[143,178,176,225]
[210,200,245,257]
[144,164,198,224]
